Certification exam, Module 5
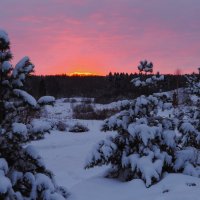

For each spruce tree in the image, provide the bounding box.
[85,66,200,187]
[131,60,164,87]
[0,30,68,199]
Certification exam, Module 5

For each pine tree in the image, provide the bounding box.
[131,60,164,88]
[85,71,200,187]
[0,30,68,199]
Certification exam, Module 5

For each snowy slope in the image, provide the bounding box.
[31,120,112,188]
[70,174,200,200]
[31,119,200,200]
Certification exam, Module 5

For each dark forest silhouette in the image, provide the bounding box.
[26,73,188,103]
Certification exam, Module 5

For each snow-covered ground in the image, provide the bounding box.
[43,98,131,121]
[69,174,200,200]
[31,120,111,188]
[30,99,200,200]
[31,120,200,200]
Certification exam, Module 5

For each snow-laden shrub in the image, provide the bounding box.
[38,96,55,106]
[185,73,200,96]
[11,122,28,142]
[72,103,119,120]
[85,93,200,187]
[69,123,89,133]
[72,103,94,119]
[57,121,68,131]
[0,30,69,199]
[29,119,53,140]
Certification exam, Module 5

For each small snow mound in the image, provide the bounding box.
[13,56,30,76]
[13,89,37,107]
[0,174,11,194]
[31,119,52,133]
[25,145,41,160]
[1,61,12,72]
[35,173,54,192]
[38,96,55,105]
[0,158,8,175]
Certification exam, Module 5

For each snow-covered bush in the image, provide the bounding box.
[85,91,200,187]
[72,103,119,120]
[185,72,200,96]
[57,121,68,132]
[38,96,55,106]
[0,30,68,199]
[118,100,130,110]
[72,103,94,119]
[29,119,53,140]
[69,122,89,133]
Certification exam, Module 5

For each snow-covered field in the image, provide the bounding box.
[31,99,200,200]
[31,120,110,188]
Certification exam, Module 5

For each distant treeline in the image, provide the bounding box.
[25,73,187,103]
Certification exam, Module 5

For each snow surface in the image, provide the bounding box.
[43,98,73,120]
[13,56,31,77]
[12,122,27,137]
[13,89,37,107]
[0,174,11,194]
[69,174,200,200]
[38,96,55,105]
[43,98,131,121]
[31,116,200,200]
[31,119,52,133]
[31,120,111,188]
[1,61,12,72]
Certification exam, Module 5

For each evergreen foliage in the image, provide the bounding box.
[0,30,68,199]
[131,60,164,88]
[85,66,200,187]
[185,72,200,96]
[25,73,186,103]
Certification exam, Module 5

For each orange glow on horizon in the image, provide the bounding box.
[69,71,100,76]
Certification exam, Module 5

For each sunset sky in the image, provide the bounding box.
[0,0,200,75]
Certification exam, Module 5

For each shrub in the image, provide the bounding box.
[81,98,93,104]
[85,93,200,187]
[57,121,68,131]
[69,123,89,133]
[69,98,77,103]
[72,103,119,120]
